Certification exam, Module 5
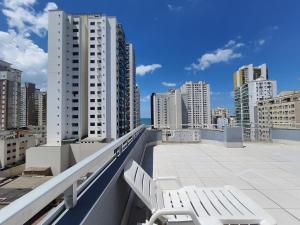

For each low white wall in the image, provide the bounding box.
[26,145,70,175]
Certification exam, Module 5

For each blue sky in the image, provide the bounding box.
[0,0,300,118]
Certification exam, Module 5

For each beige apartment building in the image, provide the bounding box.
[0,130,37,168]
[257,91,300,140]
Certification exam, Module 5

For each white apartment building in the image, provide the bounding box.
[134,85,140,128]
[152,81,211,129]
[0,60,21,130]
[47,10,136,145]
[234,64,277,140]
[35,90,47,127]
[152,92,170,129]
[181,81,211,128]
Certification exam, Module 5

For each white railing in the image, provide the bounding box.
[0,125,145,225]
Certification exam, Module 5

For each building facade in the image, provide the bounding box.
[180,81,211,128]
[257,91,300,140]
[211,108,230,129]
[35,90,47,127]
[134,85,140,128]
[47,10,136,145]
[20,83,38,127]
[0,60,21,130]
[0,130,36,168]
[152,81,211,129]
[234,64,277,140]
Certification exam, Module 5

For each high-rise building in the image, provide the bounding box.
[20,82,37,127]
[0,60,21,130]
[233,64,277,140]
[257,91,300,140]
[35,90,47,127]
[127,43,136,131]
[47,10,135,145]
[134,85,140,128]
[152,81,211,129]
[180,81,211,128]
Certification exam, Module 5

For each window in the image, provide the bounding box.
[90,68,95,71]
[90,130,95,134]
[72,83,79,87]
[72,123,78,127]
[90,83,95,87]
[97,107,101,110]
[73,29,79,32]
[90,52,95,56]
[72,99,78,103]
[97,123,101,126]
[90,91,95,94]
[90,60,95,63]
[72,131,78,135]
[73,44,79,48]
[90,107,95,110]
[73,52,79,56]
[72,75,79,79]
[72,68,79,71]
[90,115,95,118]
[90,29,95,33]
[90,99,95,102]
[97,99,101,102]
[90,37,95,40]
[72,115,78,118]
[90,22,95,25]
[72,60,79,63]
[90,75,95,79]
[73,36,79,40]
[90,123,95,126]
[73,21,79,25]
[90,44,95,48]
[72,107,79,111]
[97,131,101,134]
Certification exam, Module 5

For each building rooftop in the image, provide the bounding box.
[141,142,300,225]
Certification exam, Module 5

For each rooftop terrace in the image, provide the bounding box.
[1,127,300,225]
[140,142,300,225]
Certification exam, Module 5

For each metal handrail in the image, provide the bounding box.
[0,125,145,225]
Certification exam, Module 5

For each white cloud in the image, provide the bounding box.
[0,0,57,89]
[185,40,244,72]
[162,82,176,87]
[141,95,151,103]
[258,39,266,46]
[136,64,162,76]
[0,30,48,88]
[2,0,58,37]
[167,4,183,12]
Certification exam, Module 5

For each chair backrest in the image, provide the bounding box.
[124,160,164,212]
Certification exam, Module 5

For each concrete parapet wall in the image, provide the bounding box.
[271,128,300,142]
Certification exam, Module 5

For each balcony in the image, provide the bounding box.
[0,126,300,225]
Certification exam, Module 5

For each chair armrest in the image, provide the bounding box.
[147,207,200,225]
[153,176,182,187]
[147,207,223,225]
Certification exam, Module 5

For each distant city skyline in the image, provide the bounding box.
[1,0,300,118]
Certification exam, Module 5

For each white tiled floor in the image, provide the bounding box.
[143,142,300,225]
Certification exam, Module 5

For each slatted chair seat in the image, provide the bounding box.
[124,160,276,225]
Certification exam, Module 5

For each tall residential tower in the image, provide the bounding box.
[0,60,21,130]
[233,64,277,140]
[47,10,137,145]
[152,81,211,129]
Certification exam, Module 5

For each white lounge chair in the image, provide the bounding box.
[124,160,276,225]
